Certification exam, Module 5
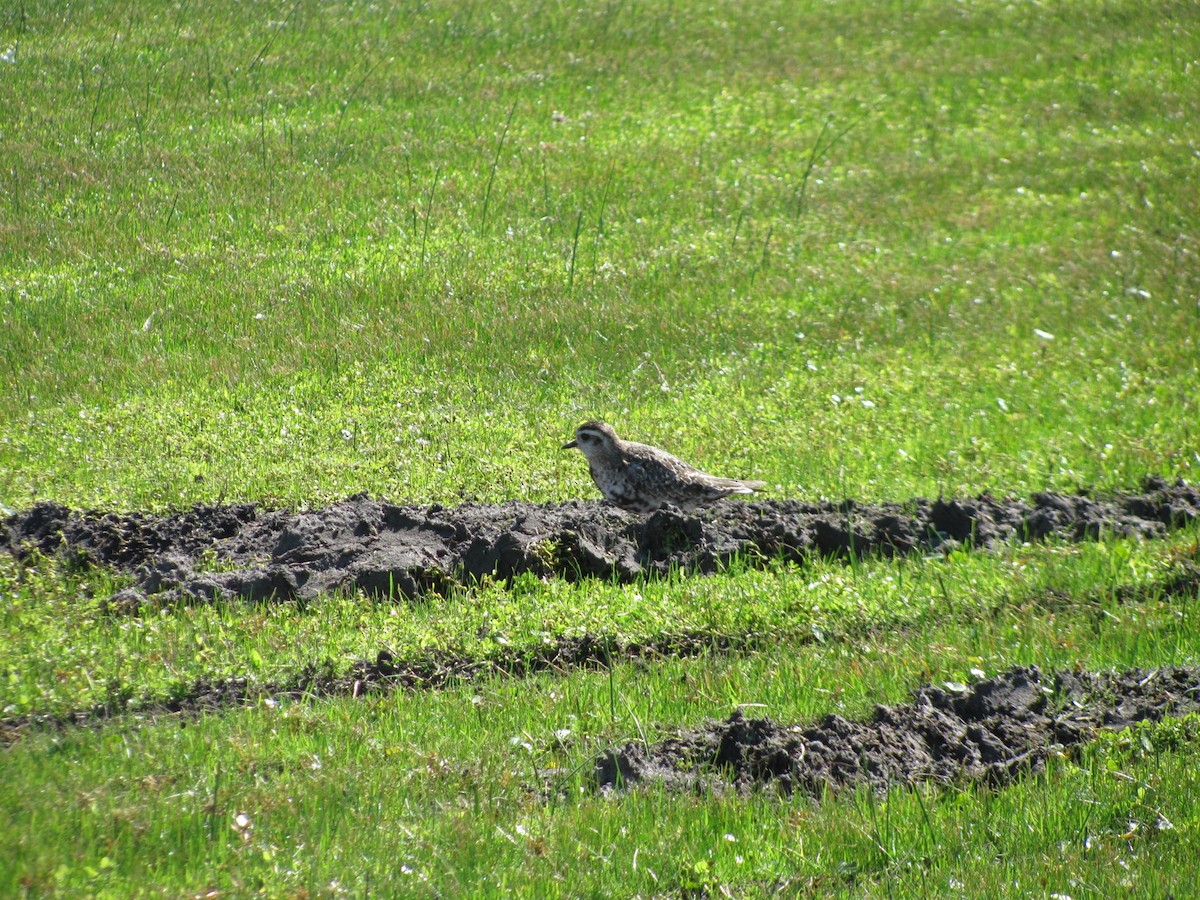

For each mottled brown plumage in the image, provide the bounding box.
[562,421,767,513]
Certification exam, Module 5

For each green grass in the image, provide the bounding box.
[1,0,1197,509]
[2,0,1199,895]
[2,534,1199,896]
[2,529,1197,720]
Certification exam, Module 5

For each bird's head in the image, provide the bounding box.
[562,421,620,457]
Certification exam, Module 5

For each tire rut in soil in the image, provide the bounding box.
[4,477,1198,609]
[2,558,1196,747]
[593,665,1200,796]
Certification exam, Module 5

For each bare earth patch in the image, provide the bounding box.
[593,665,1200,795]
[5,478,1198,608]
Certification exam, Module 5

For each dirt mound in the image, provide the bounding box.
[594,665,1200,796]
[4,478,1198,607]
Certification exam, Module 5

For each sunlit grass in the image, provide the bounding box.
[1,0,1199,895]
[3,527,1196,719]
[2,561,1197,896]
[1,0,1196,509]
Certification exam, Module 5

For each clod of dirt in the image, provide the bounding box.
[593,665,1200,796]
[4,478,1198,607]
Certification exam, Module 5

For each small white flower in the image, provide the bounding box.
[1034,329,1054,340]
[231,812,253,840]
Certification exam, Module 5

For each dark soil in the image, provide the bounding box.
[4,477,1198,608]
[593,665,1200,796]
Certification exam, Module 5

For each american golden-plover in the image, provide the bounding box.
[562,420,767,513]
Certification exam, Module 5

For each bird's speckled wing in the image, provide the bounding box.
[622,458,675,494]
[622,443,697,489]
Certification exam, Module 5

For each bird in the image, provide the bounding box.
[562,420,767,513]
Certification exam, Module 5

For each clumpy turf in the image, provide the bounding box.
[5,480,1198,608]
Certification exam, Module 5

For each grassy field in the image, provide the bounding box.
[2,0,1199,896]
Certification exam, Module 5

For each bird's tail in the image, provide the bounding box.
[720,479,767,494]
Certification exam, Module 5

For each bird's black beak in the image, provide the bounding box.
[562,439,578,450]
